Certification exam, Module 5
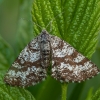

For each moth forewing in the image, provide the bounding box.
[4,30,49,87]
[50,35,100,83]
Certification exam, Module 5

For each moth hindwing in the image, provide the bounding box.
[4,30,100,87]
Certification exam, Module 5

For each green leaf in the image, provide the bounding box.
[0,73,35,100]
[0,35,14,71]
[0,53,9,71]
[85,88,93,100]
[27,76,61,100]
[68,83,85,100]
[91,88,100,100]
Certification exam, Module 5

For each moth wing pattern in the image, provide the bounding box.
[50,35,100,83]
[4,37,47,87]
[4,30,100,86]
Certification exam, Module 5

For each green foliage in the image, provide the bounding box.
[0,0,100,100]
[91,88,100,100]
[0,36,14,66]
[0,35,14,71]
[85,88,93,100]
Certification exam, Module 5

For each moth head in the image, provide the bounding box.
[39,30,50,42]
[42,30,47,34]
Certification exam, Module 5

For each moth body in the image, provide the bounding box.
[38,30,51,68]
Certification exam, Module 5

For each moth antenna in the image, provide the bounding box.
[45,11,65,31]
[20,18,43,30]
[21,11,65,32]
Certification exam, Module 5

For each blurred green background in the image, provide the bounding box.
[0,0,100,100]
[0,0,18,45]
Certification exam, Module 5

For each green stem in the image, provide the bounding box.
[61,83,68,100]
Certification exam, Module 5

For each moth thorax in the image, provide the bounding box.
[40,41,50,50]
[40,30,50,42]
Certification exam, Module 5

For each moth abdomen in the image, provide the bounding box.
[42,50,50,55]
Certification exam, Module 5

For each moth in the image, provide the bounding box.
[4,30,100,87]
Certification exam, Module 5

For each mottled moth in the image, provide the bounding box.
[4,30,100,87]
